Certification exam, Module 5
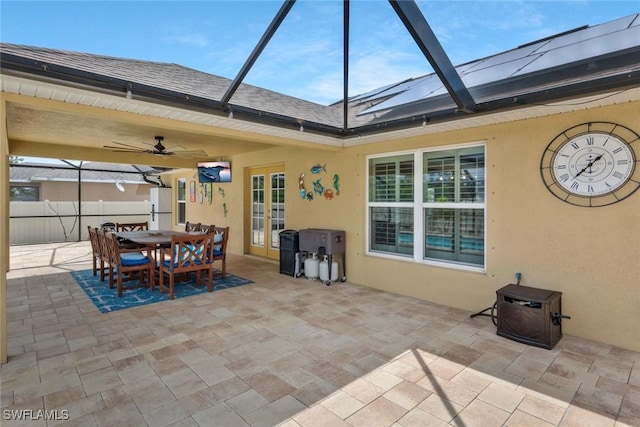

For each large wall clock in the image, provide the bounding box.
[540,122,639,207]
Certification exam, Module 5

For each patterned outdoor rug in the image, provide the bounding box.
[71,269,253,313]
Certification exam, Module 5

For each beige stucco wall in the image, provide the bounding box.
[161,170,244,240]
[179,101,640,352]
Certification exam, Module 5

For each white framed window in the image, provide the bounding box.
[367,142,486,271]
[177,178,186,225]
[10,185,40,201]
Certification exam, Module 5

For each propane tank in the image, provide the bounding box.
[304,253,320,279]
[319,255,338,282]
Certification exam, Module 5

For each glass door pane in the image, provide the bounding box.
[247,164,285,260]
[251,174,265,247]
[270,172,285,249]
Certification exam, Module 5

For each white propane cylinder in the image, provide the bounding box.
[319,256,339,282]
[304,254,320,279]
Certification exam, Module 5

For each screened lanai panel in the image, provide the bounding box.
[357,13,640,121]
[353,79,430,106]
[514,26,640,76]
[349,81,410,103]
[358,75,445,115]
[459,55,544,88]
[356,60,484,112]
[531,14,638,53]
[460,44,545,74]
[361,49,548,116]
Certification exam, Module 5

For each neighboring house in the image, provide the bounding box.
[9,160,158,201]
[1,11,639,365]
[8,161,164,244]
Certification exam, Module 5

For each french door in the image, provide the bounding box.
[248,165,285,260]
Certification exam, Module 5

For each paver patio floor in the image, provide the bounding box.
[2,241,639,426]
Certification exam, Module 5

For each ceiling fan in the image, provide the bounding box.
[104,136,207,157]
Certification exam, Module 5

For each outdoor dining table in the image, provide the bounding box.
[113,229,190,247]
[112,229,190,270]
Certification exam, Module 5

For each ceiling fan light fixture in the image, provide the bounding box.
[115,175,125,192]
[153,136,166,152]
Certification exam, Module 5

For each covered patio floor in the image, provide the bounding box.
[2,242,639,426]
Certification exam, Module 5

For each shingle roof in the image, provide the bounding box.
[0,44,351,130]
[9,161,155,183]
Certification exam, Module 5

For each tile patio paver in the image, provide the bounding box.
[1,241,639,426]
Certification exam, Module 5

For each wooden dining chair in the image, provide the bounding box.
[88,226,107,278]
[199,224,215,234]
[212,226,229,278]
[185,221,202,232]
[157,232,214,300]
[116,221,149,231]
[104,232,153,297]
[115,221,149,249]
[95,228,111,282]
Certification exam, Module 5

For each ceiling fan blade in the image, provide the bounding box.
[109,141,145,149]
[103,145,144,152]
[168,149,208,156]
[163,144,187,151]
[111,149,146,153]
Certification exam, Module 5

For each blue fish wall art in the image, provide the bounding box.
[310,163,326,174]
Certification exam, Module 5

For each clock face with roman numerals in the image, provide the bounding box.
[540,122,640,207]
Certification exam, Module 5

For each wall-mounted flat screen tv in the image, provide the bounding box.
[198,161,231,183]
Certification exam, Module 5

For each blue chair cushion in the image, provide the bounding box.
[120,252,150,266]
[214,233,223,252]
[162,258,203,269]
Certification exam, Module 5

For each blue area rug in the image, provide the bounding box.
[71,269,253,313]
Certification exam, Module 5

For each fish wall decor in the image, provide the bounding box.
[310,163,326,174]
[299,164,343,202]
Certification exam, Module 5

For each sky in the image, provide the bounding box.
[1,1,639,106]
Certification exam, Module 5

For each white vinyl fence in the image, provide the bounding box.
[10,200,151,245]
